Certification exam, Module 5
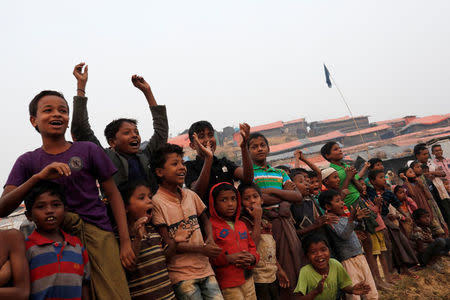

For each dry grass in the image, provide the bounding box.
[379,257,450,300]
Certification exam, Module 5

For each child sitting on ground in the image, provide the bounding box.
[185,121,253,205]
[294,233,370,300]
[1,89,134,299]
[411,208,450,273]
[0,229,29,299]
[119,180,175,299]
[71,63,168,189]
[208,182,260,300]
[24,181,90,300]
[239,182,290,300]
[318,189,378,300]
[150,143,224,300]
[247,132,304,300]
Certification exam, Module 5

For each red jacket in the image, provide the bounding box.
[209,182,260,289]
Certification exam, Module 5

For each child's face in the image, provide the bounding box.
[325,144,344,161]
[191,128,217,154]
[418,212,431,226]
[126,185,153,222]
[309,176,320,195]
[371,162,384,171]
[241,188,262,210]
[324,171,340,190]
[307,241,330,273]
[214,190,237,220]
[292,174,310,197]
[416,149,429,164]
[432,146,443,159]
[372,172,386,188]
[156,153,187,186]
[28,192,65,233]
[110,121,141,155]
[413,164,423,176]
[395,187,407,201]
[325,195,345,215]
[405,167,416,179]
[248,137,269,163]
[30,96,69,137]
[358,179,367,195]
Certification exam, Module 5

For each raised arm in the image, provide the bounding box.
[357,161,370,179]
[131,75,169,157]
[342,167,357,191]
[0,230,30,300]
[295,150,322,183]
[234,123,254,184]
[71,63,103,147]
[188,133,214,197]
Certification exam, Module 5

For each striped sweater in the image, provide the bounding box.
[26,229,90,300]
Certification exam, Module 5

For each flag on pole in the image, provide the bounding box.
[324,64,332,88]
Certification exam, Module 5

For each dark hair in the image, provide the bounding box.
[431,144,441,151]
[412,208,429,221]
[211,182,238,204]
[318,189,340,210]
[320,141,338,160]
[104,118,138,144]
[307,171,319,179]
[29,90,69,133]
[150,143,184,183]
[368,158,383,169]
[368,169,384,181]
[410,161,421,170]
[119,179,151,207]
[247,132,269,148]
[413,143,428,157]
[302,233,329,254]
[289,168,308,181]
[188,121,215,142]
[275,165,291,173]
[393,185,404,195]
[238,182,262,197]
[24,180,66,212]
[421,163,429,170]
[397,166,409,177]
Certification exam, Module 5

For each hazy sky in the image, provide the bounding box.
[1,0,449,184]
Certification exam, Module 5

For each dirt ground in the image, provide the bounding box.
[379,257,450,300]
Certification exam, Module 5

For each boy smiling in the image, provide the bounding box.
[24,181,90,300]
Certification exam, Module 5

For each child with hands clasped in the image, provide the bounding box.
[150,143,224,300]
[239,183,290,300]
[0,86,134,299]
[209,182,260,300]
[294,234,370,300]
[318,190,378,300]
[119,180,175,300]
[24,181,90,300]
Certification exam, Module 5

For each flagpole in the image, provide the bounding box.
[325,65,370,158]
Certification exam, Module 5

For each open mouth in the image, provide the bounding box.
[45,216,56,222]
[129,141,139,147]
[177,172,186,178]
[50,120,63,126]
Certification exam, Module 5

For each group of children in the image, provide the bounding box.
[0,62,449,300]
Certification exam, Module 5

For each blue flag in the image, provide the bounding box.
[324,64,332,88]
